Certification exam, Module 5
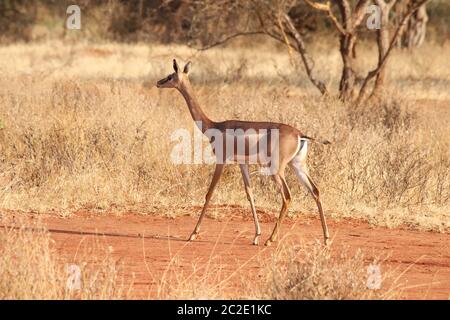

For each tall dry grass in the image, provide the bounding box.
[0,41,448,230]
[259,240,397,300]
[0,218,129,299]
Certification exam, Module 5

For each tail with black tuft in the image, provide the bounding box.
[301,135,332,145]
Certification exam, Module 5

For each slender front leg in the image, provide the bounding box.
[265,173,291,246]
[239,164,261,245]
[189,164,225,241]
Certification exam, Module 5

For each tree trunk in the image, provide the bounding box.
[339,33,357,101]
[398,2,428,48]
[403,4,428,48]
[372,0,392,99]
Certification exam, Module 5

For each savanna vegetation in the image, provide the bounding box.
[0,0,448,299]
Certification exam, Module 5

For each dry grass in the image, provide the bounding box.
[259,239,397,300]
[0,217,129,299]
[0,40,448,232]
[156,255,234,299]
[154,235,398,300]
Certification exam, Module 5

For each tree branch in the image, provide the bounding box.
[283,13,329,95]
[352,0,371,28]
[335,0,353,31]
[187,31,267,51]
[304,0,346,34]
[386,0,398,11]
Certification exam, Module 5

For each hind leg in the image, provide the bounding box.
[290,156,330,245]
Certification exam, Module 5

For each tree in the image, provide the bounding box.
[396,0,428,48]
[357,0,429,104]
[0,0,37,42]
[188,0,429,104]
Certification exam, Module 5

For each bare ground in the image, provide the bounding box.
[5,206,450,299]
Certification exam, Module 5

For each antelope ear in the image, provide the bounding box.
[183,61,192,74]
[173,59,180,73]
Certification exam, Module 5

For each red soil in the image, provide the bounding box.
[9,207,450,299]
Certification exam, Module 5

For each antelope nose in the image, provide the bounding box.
[156,78,166,87]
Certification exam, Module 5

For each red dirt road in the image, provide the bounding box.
[13,207,450,299]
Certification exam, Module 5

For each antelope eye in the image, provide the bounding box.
[168,75,172,80]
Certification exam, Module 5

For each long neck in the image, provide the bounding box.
[177,81,213,132]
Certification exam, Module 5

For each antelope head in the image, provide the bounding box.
[156,59,191,89]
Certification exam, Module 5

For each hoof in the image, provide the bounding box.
[264,239,272,247]
[188,233,197,241]
[324,238,330,246]
[252,237,260,246]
